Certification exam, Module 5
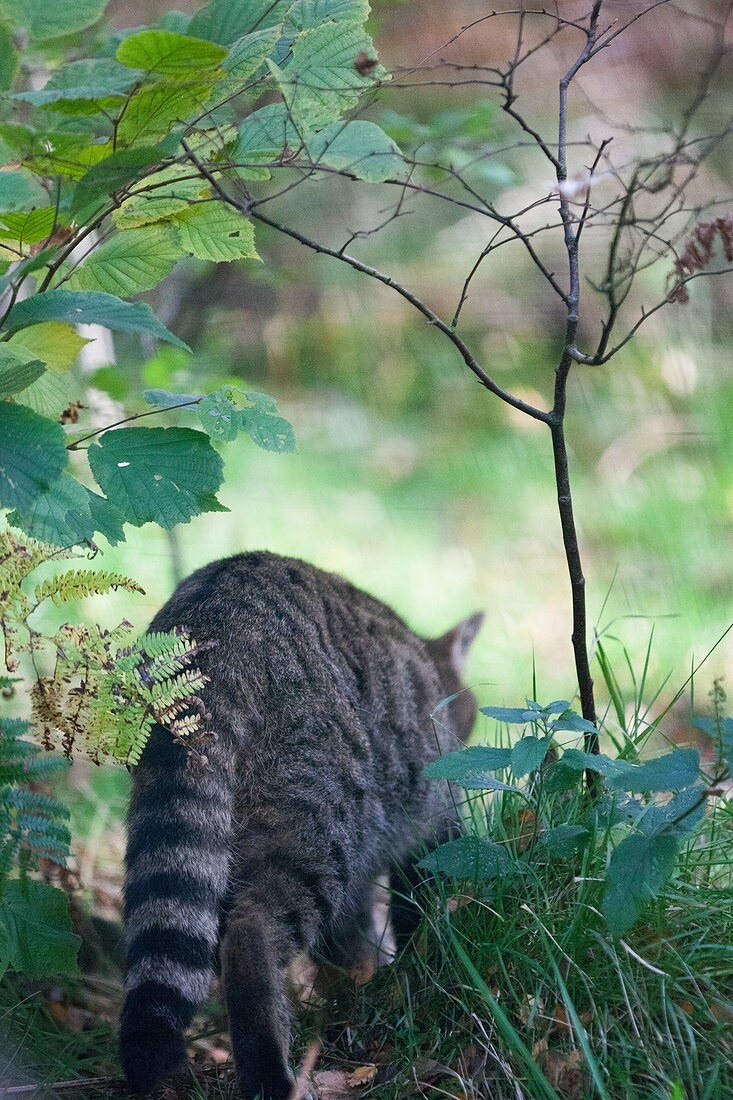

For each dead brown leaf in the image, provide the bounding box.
[313,1069,352,1099]
[348,1064,377,1088]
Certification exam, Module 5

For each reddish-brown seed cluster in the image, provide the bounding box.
[668,213,733,303]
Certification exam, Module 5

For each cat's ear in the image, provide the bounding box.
[429,611,484,675]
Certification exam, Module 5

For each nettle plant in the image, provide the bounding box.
[422,698,733,937]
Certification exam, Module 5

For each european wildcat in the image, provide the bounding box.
[118,551,482,1098]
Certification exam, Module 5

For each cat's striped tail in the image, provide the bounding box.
[118,722,235,1094]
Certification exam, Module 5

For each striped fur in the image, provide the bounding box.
[119,552,482,1098]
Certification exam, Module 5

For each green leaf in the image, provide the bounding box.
[480,705,538,724]
[270,20,383,129]
[87,426,225,529]
[1,880,80,977]
[284,0,370,34]
[189,0,291,44]
[5,290,190,350]
[305,119,406,182]
[172,203,259,262]
[230,102,303,171]
[83,488,127,546]
[13,369,74,419]
[561,748,700,792]
[0,403,66,512]
[239,405,295,451]
[637,786,707,838]
[7,470,97,547]
[0,170,47,214]
[0,344,46,395]
[117,30,228,79]
[8,322,90,372]
[539,825,589,858]
[116,80,216,146]
[222,26,281,80]
[424,745,513,782]
[113,168,208,229]
[0,0,106,41]
[11,60,140,107]
[602,832,680,936]
[418,836,513,880]
[511,735,553,778]
[71,146,164,219]
[550,709,597,734]
[0,207,56,245]
[67,226,181,296]
[143,388,202,408]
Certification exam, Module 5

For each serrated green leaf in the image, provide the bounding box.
[1,880,80,977]
[637,786,707,838]
[480,705,538,724]
[113,168,208,229]
[305,120,406,182]
[83,487,127,546]
[71,146,164,219]
[5,290,190,349]
[418,836,513,880]
[117,29,228,79]
[8,322,90,373]
[511,735,553,778]
[11,60,139,107]
[0,0,106,41]
[231,102,304,163]
[67,226,181,296]
[0,403,66,512]
[87,426,225,529]
[550,709,597,734]
[602,832,680,936]
[222,26,280,79]
[424,745,513,782]
[238,406,294,451]
[270,20,383,129]
[172,202,259,262]
[0,170,47,214]
[116,80,216,146]
[7,470,96,547]
[561,748,700,792]
[189,0,291,44]
[14,368,73,419]
[0,344,46,395]
[539,825,589,858]
[24,135,113,182]
[0,207,56,245]
[143,388,202,408]
[284,0,370,34]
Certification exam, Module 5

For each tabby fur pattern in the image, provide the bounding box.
[118,551,482,1098]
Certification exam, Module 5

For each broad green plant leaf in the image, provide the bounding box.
[87,426,226,529]
[561,748,700,792]
[117,30,228,79]
[0,880,80,977]
[7,470,97,547]
[238,404,295,452]
[231,102,305,163]
[418,836,513,880]
[424,745,512,782]
[284,0,371,34]
[550,709,597,734]
[172,203,259,262]
[269,20,384,129]
[0,403,66,512]
[11,60,140,107]
[116,80,216,146]
[4,290,190,349]
[222,27,281,80]
[511,735,553,778]
[480,705,538,724]
[636,786,707,838]
[305,120,406,182]
[13,369,74,420]
[0,344,46,394]
[71,147,164,219]
[0,169,47,213]
[0,207,56,245]
[602,832,680,936]
[8,322,90,372]
[539,825,589,858]
[113,168,209,229]
[189,0,292,44]
[0,0,107,41]
[67,225,181,296]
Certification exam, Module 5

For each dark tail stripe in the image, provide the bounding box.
[125,926,213,970]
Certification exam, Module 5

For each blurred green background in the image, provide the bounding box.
[59,0,733,716]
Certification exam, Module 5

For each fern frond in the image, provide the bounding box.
[34,570,145,607]
[3,787,70,819]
